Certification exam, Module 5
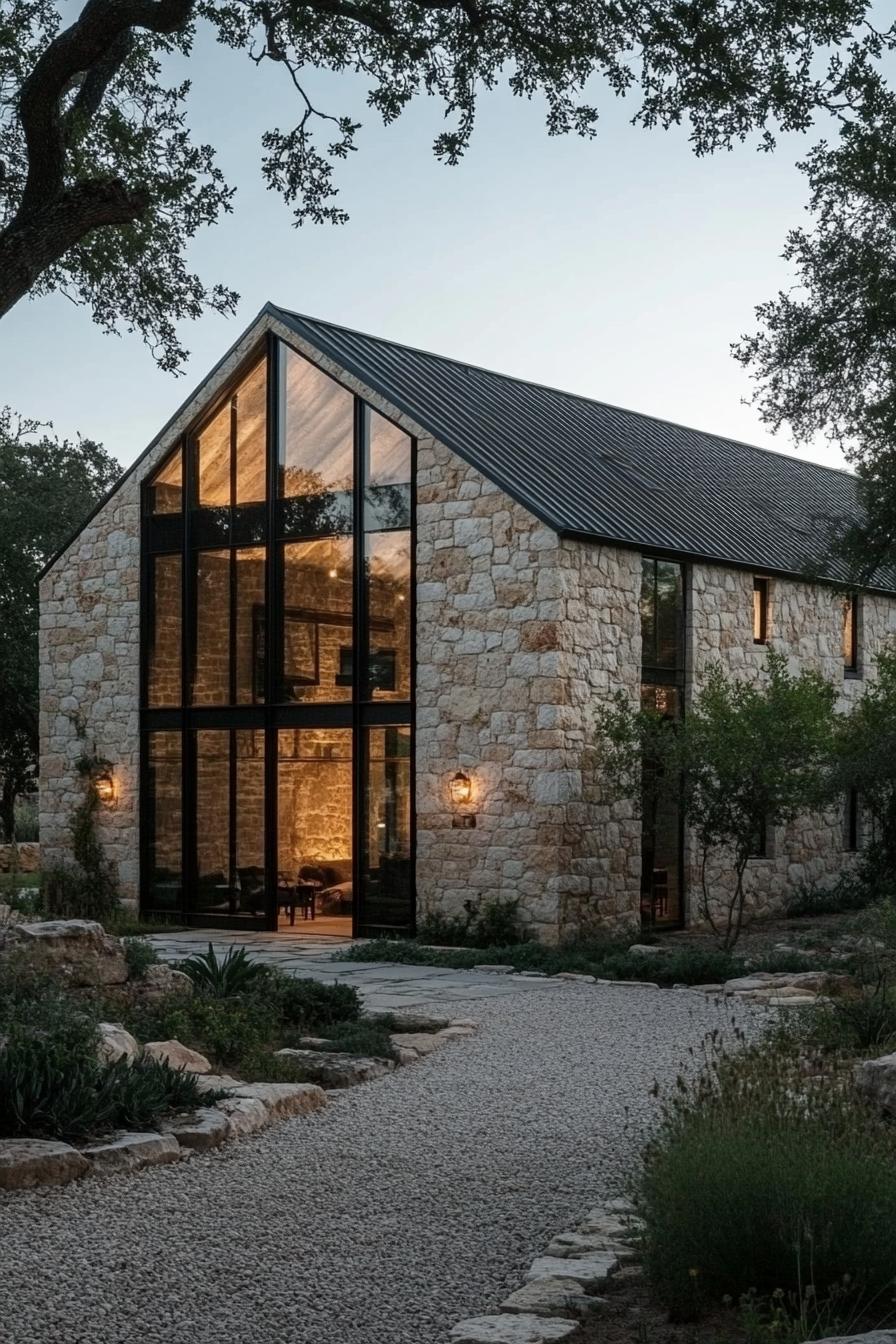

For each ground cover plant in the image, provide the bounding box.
[334,935,819,987]
[637,1025,896,1332]
[114,948,366,1076]
[0,959,209,1140]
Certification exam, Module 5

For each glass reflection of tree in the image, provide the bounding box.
[281,464,352,532]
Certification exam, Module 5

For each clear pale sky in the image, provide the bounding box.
[0,24,846,473]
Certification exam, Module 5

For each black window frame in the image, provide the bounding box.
[139,334,416,936]
[843,591,861,678]
[753,576,769,645]
[844,787,861,853]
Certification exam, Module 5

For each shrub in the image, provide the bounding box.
[637,1030,896,1322]
[306,1019,397,1060]
[122,937,160,980]
[180,944,268,998]
[785,872,881,918]
[41,863,119,923]
[12,796,38,843]
[268,974,362,1029]
[121,990,272,1068]
[334,935,748,985]
[0,1038,207,1139]
[416,896,527,948]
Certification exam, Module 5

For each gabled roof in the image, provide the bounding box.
[273,305,886,590]
[42,302,892,592]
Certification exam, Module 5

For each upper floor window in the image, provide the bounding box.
[144,339,414,712]
[640,557,685,682]
[148,445,183,515]
[753,576,769,644]
[843,592,860,677]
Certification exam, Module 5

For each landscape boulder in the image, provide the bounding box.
[128,963,193,1001]
[10,919,127,987]
[450,1315,580,1342]
[97,1022,140,1064]
[855,1053,896,1115]
[274,1048,395,1087]
[80,1131,180,1173]
[0,1138,89,1190]
[143,1040,211,1074]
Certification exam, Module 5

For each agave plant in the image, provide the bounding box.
[179,944,268,999]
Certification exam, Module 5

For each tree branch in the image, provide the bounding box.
[16,0,194,219]
[0,177,149,319]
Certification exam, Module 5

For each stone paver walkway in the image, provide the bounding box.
[147,930,561,1013]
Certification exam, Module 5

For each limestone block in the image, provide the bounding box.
[0,1139,89,1189]
[450,1315,580,1342]
[143,1040,212,1074]
[81,1131,180,1172]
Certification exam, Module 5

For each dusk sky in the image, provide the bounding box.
[0,25,844,473]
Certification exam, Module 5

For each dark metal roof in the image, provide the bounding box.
[42,302,891,591]
[273,304,888,590]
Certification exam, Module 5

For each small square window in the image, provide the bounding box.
[843,593,860,677]
[753,577,769,645]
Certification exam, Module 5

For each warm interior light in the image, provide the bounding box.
[94,771,115,804]
[328,568,338,579]
[449,771,472,805]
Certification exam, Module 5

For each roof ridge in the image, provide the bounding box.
[272,303,855,485]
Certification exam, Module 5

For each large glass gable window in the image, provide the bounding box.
[141,338,415,935]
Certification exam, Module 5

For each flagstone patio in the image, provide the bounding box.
[146,930,562,1014]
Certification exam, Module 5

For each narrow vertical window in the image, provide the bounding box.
[844,788,860,852]
[753,577,769,644]
[843,592,860,676]
[749,817,769,859]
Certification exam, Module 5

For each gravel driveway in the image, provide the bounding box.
[0,983,739,1344]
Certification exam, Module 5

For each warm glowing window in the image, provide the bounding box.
[753,577,769,644]
[279,348,354,534]
[148,447,183,515]
[843,593,859,675]
[197,357,267,509]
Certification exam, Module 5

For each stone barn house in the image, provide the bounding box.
[38,305,896,941]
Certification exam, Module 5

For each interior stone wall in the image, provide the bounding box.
[687,564,896,925]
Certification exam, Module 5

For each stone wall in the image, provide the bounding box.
[39,317,275,902]
[0,843,40,874]
[686,564,896,925]
[414,440,642,941]
[39,306,896,937]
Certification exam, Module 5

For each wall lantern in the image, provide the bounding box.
[449,770,476,827]
[94,770,115,805]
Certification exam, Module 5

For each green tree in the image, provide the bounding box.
[1,1,892,370]
[0,407,120,845]
[596,652,838,949]
[833,647,896,888]
[734,37,896,581]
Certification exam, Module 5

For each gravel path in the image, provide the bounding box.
[0,983,741,1344]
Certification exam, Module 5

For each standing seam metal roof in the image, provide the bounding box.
[274,305,884,589]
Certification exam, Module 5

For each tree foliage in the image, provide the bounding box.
[734,18,896,580]
[596,652,838,949]
[1,0,893,370]
[833,647,896,888]
[0,407,120,841]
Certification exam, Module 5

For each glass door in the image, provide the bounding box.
[357,725,413,936]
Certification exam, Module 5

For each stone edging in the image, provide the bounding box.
[0,1012,478,1192]
[448,1198,643,1342]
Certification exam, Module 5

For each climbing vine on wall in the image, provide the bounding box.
[42,713,120,921]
